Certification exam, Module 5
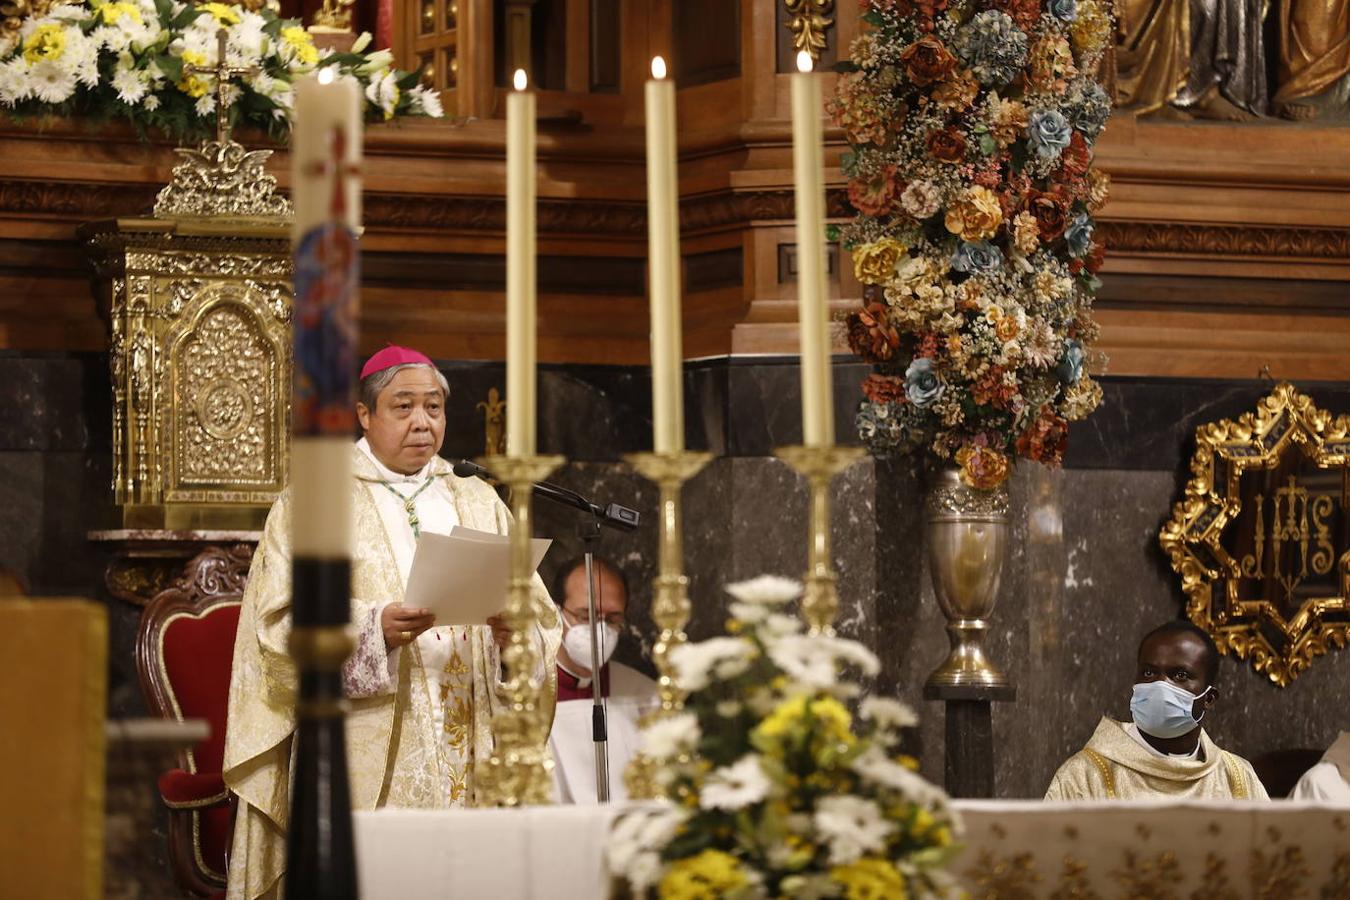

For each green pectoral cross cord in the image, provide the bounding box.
[379,478,436,538]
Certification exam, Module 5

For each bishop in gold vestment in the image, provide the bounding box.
[222,349,561,899]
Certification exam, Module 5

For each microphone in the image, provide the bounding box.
[452,460,640,532]
[452,459,490,479]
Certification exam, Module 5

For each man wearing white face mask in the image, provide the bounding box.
[1045,621,1269,801]
[547,557,658,804]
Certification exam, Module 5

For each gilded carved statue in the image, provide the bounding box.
[1114,0,1350,120]
[1274,0,1350,120]
[1114,0,1268,120]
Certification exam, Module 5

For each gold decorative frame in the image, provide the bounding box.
[1159,382,1350,686]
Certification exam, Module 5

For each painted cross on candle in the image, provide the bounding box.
[294,123,361,438]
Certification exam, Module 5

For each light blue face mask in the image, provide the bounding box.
[1130,680,1211,739]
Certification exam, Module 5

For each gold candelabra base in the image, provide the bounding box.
[473,453,564,808]
[773,444,867,635]
[621,449,712,799]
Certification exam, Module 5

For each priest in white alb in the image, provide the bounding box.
[223,346,562,900]
[1045,621,1268,802]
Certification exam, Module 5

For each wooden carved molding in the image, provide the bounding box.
[1097,221,1350,261]
[1159,383,1350,686]
[8,174,1350,263]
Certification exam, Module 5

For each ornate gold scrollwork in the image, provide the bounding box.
[784,0,835,62]
[1159,382,1350,686]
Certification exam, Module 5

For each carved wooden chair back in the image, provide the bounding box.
[136,545,252,896]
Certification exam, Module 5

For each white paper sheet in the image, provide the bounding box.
[402,526,551,625]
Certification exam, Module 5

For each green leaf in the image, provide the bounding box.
[978,134,996,156]
[831,60,860,74]
[156,54,183,82]
[171,5,203,29]
[861,11,885,27]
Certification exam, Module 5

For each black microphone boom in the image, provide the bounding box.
[453,459,640,532]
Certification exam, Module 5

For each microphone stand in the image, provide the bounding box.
[578,516,610,803]
[453,459,636,803]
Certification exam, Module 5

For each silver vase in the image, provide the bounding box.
[923,466,1011,689]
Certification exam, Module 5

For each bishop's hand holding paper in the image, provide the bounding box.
[223,346,561,900]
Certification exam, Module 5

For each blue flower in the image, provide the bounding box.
[1065,79,1111,139]
[1027,110,1073,162]
[904,358,945,408]
[1049,0,1078,21]
[951,240,1003,275]
[1057,339,1086,384]
[954,11,1028,86]
[857,401,925,455]
[1065,213,1094,257]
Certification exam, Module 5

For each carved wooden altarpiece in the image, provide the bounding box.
[1161,383,1350,686]
[82,139,294,531]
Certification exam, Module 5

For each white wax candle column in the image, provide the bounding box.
[790,51,833,448]
[291,70,362,558]
[645,56,684,454]
[506,68,538,457]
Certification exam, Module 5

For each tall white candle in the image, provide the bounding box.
[790,51,833,448]
[645,56,684,454]
[291,70,362,558]
[506,68,537,457]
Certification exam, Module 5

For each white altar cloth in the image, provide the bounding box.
[353,805,624,900]
[354,800,1350,899]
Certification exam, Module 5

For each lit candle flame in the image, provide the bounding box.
[795,50,813,74]
[317,67,335,85]
[651,56,667,80]
[513,68,528,91]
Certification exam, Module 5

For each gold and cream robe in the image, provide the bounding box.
[222,447,561,900]
[1044,717,1268,802]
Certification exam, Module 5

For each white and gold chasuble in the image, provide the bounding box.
[1044,717,1269,802]
[223,446,561,900]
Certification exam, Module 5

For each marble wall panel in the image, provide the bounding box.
[3,347,1347,800]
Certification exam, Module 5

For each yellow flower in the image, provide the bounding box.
[1070,0,1111,57]
[281,25,320,66]
[201,2,241,24]
[931,825,953,847]
[830,857,907,900]
[658,850,747,900]
[178,50,209,97]
[1086,169,1111,211]
[909,807,935,838]
[944,186,1002,242]
[755,694,853,745]
[955,445,1010,490]
[22,24,66,64]
[1011,211,1040,254]
[96,1,143,25]
[851,237,907,286]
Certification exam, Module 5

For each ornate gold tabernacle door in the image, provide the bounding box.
[82,140,294,530]
[1160,383,1350,686]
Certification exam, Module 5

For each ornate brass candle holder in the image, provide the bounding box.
[621,449,711,799]
[773,445,867,634]
[623,450,713,711]
[474,453,564,807]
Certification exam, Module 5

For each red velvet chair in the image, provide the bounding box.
[136,545,253,897]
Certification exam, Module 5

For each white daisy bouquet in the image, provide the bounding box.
[609,576,962,899]
[0,0,442,142]
[832,0,1113,489]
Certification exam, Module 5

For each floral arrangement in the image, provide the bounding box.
[0,0,441,141]
[830,0,1113,489]
[609,576,961,899]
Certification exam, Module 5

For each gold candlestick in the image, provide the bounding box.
[621,449,711,799]
[774,445,867,634]
[623,450,713,711]
[474,452,564,807]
